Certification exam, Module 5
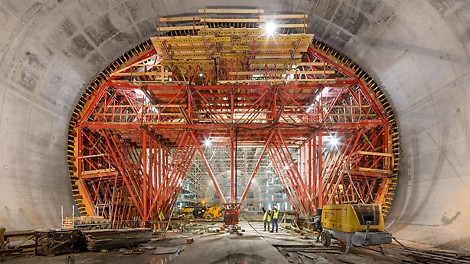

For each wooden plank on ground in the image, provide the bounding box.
[152,247,181,255]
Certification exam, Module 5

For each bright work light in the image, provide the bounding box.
[264,21,277,35]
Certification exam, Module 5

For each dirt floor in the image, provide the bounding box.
[3,219,470,264]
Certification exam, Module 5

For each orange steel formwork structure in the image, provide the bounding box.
[67,9,399,228]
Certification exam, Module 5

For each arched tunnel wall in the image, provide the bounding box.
[0,0,469,251]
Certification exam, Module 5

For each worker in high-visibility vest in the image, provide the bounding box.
[263,209,271,231]
[270,207,279,233]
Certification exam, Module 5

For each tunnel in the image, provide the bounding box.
[0,0,469,256]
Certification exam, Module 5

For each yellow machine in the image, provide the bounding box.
[180,207,195,217]
[204,205,223,219]
[180,205,223,219]
[319,204,392,253]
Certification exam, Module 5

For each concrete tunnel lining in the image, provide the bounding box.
[0,0,469,252]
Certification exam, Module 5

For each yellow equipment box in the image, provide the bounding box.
[321,204,385,233]
[319,204,392,254]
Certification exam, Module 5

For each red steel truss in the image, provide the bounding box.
[68,9,399,227]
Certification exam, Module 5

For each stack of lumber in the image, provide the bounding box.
[4,230,36,256]
[34,230,84,256]
[82,228,151,251]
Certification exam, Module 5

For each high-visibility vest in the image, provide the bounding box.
[273,210,279,219]
[263,211,270,221]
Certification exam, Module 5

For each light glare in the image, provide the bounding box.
[264,22,277,35]
[330,137,339,147]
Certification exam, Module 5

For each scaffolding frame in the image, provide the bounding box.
[67,9,399,227]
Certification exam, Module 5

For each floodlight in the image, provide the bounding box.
[330,137,339,147]
[264,21,277,35]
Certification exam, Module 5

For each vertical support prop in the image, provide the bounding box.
[142,130,148,223]
[230,128,235,203]
[318,130,323,208]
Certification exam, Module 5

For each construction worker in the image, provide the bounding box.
[270,207,279,233]
[263,209,271,231]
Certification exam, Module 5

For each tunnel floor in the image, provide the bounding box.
[5,220,470,264]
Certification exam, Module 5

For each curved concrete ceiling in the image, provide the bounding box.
[0,0,469,252]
